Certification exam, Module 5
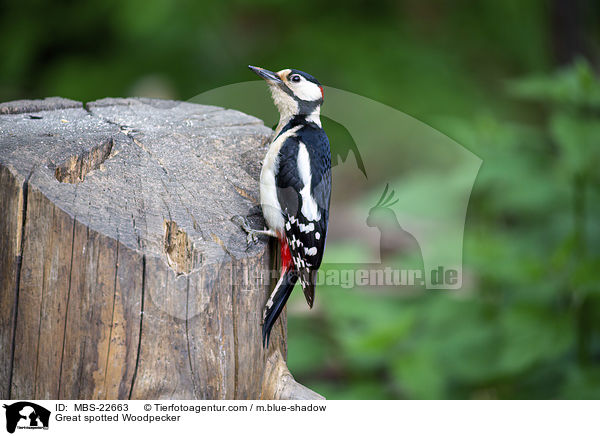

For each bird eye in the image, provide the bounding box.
[290,75,301,83]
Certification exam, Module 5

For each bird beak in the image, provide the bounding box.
[248,65,283,84]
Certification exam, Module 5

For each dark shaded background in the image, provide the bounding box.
[2,0,599,399]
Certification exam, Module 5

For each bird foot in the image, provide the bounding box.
[231,215,279,247]
[232,215,260,246]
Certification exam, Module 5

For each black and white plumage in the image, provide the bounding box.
[245,66,331,347]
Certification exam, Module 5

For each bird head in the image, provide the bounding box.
[249,66,323,119]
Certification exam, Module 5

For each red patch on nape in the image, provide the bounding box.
[319,86,324,99]
[279,237,293,272]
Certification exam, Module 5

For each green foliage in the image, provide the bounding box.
[508,59,600,108]
[288,60,600,399]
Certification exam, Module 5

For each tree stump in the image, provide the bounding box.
[0,97,323,400]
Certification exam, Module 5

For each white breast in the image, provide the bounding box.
[260,125,302,233]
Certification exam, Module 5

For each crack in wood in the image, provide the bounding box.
[230,182,258,205]
[54,138,115,183]
[7,167,34,399]
[210,232,233,259]
[102,238,119,400]
[128,255,146,400]
[33,203,56,398]
[184,276,199,399]
[131,214,142,250]
[131,137,169,175]
[57,214,77,399]
[231,261,239,399]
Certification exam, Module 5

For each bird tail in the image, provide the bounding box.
[299,268,318,308]
[262,268,298,347]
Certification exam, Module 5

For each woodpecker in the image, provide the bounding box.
[239,65,331,347]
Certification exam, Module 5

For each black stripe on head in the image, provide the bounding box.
[298,99,321,114]
[288,69,322,86]
[276,84,323,113]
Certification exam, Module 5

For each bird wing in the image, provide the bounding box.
[275,129,331,307]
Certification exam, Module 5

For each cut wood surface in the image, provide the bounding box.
[0,97,323,400]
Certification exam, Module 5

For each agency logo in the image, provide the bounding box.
[190,83,481,288]
[130,81,482,319]
[2,402,50,434]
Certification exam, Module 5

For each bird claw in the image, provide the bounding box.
[231,215,248,229]
[232,215,260,247]
[247,232,259,246]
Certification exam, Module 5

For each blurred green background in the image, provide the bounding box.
[2,0,600,399]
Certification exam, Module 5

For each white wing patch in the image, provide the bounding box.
[304,247,317,256]
[297,142,321,221]
[298,222,314,233]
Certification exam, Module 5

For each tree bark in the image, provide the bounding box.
[0,97,323,400]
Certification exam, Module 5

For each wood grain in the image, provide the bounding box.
[0,97,322,400]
